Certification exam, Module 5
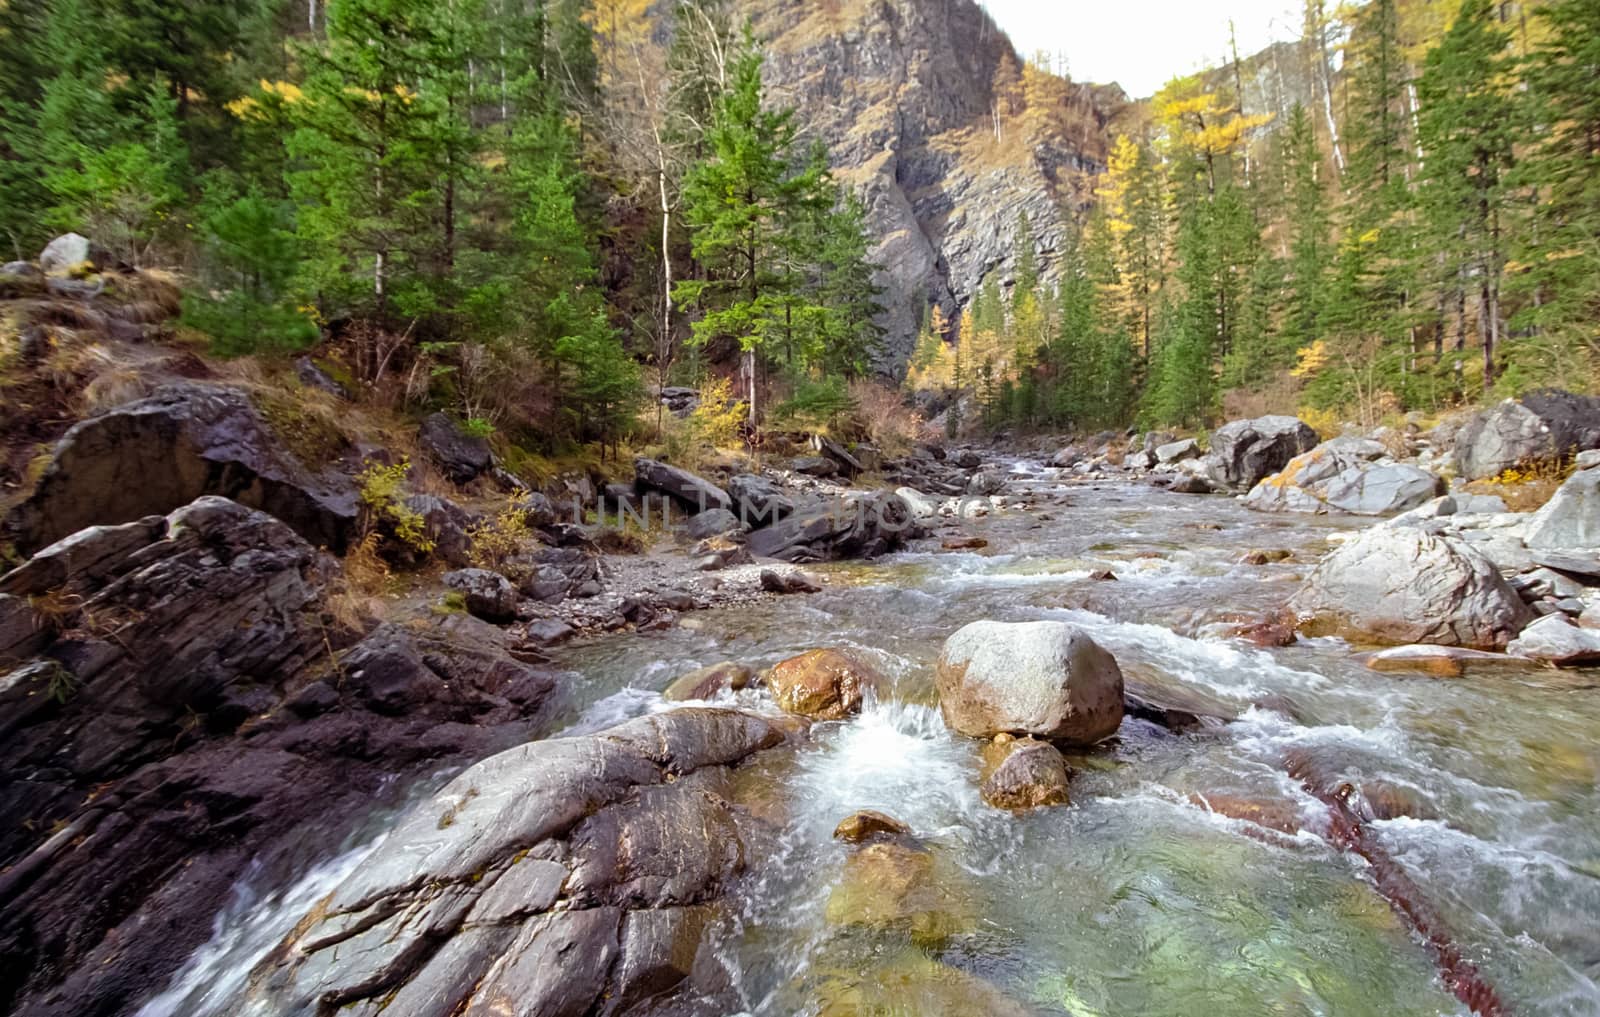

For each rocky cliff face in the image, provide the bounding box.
[746,0,1121,369]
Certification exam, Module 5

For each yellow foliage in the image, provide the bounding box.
[1290,340,1330,379]
[358,458,434,554]
[468,497,534,572]
[1297,405,1341,441]
[660,377,746,470]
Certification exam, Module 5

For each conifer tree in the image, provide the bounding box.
[1416,0,1515,390]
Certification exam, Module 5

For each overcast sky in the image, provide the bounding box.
[982,0,1303,98]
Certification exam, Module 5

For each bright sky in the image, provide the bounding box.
[982,0,1303,98]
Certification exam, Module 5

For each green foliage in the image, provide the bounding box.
[770,376,856,433]
[183,188,317,355]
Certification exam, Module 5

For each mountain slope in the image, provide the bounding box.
[746,0,1123,366]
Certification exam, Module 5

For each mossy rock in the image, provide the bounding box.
[814,950,1037,1017]
[824,841,974,949]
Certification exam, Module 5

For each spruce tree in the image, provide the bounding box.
[1416,0,1515,390]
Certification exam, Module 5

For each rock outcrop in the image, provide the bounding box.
[1523,464,1600,550]
[418,411,493,485]
[747,0,1118,368]
[4,383,358,555]
[935,620,1124,745]
[0,498,560,1017]
[1453,389,1600,480]
[233,709,784,1017]
[1289,529,1534,649]
[634,458,733,515]
[1202,416,1320,493]
[746,490,916,562]
[1244,437,1442,516]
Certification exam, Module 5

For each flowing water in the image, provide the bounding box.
[148,463,1600,1016]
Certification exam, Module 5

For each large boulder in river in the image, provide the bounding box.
[635,457,733,514]
[1245,437,1442,516]
[936,620,1124,746]
[1289,529,1534,649]
[3,384,358,556]
[1203,415,1320,493]
[747,490,914,562]
[1453,390,1600,480]
[765,648,883,720]
[1524,465,1600,550]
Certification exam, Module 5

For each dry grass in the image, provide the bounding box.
[1466,460,1576,513]
[848,380,923,456]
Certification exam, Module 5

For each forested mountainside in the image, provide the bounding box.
[747,0,1121,364]
[0,0,1596,454]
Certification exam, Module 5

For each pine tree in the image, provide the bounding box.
[673,44,808,426]
[1416,0,1515,390]
[1282,103,1330,354]
[1513,0,1600,382]
[1142,186,1218,427]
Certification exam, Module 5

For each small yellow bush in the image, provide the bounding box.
[1297,405,1341,441]
[661,377,746,470]
[358,458,434,554]
[468,497,533,571]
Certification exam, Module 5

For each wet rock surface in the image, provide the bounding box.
[0,498,562,1017]
[234,709,784,1017]
[765,648,884,721]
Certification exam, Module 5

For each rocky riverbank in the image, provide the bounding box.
[4,288,1600,1016]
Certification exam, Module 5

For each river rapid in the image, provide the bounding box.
[144,462,1600,1016]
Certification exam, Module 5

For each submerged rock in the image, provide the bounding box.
[1289,529,1533,650]
[833,810,912,844]
[823,840,971,948]
[979,736,1071,810]
[936,620,1124,746]
[814,950,1040,1017]
[663,662,753,702]
[765,648,883,720]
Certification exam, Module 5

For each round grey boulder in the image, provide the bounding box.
[936,621,1124,745]
[1289,529,1533,649]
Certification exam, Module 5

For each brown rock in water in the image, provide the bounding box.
[760,569,822,595]
[980,737,1071,810]
[833,810,912,844]
[1243,549,1292,565]
[1188,792,1305,835]
[1088,569,1118,582]
[765,648,883,720]
[1360,644,1510,678]
[941,536,988,550]
[663,662,753,702]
